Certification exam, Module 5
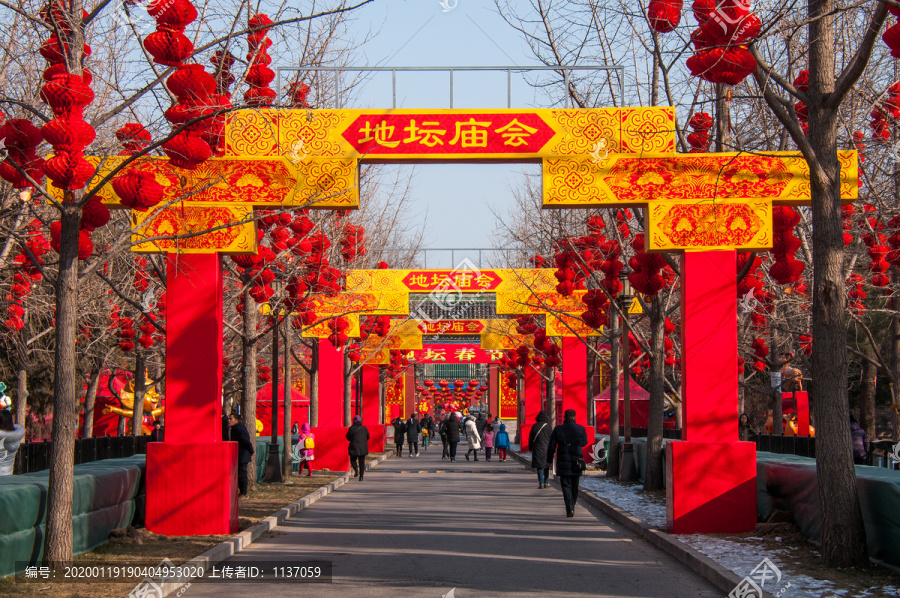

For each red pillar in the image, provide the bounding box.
[312,337,349,471]
[562,337,595,462]
[146,254,237,536]
[361,364,385,452]
[666,250,756,534]
[488,364,499,418]
[521,366,543,450]
[405,366,416,417]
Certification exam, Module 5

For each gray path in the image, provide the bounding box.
[184,441,722,597]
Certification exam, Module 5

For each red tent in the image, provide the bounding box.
[594,375,673,433]
[255,383,310,436]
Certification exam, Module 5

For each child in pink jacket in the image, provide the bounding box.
[483,427,495,461]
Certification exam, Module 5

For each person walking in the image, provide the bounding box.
[406,413,421,457]
[346,415,370,481]
[495,422,511,461]
[439,414,450,460]
[392,416,406,457]
[227,413,255,497]
[296,422,315,477]
[464,415,482,461]
[0,410,26,476]
[850,415,870,465]
[492,416,502,437]
[483,426,494,461]
[149,419,165,442]
[547,409,589,517]
[529,410,552,488]
[475,412,487,440]
[445,412,461,461]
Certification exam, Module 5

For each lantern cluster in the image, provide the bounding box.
[117,316,136,352]
[750,337,768,372]
[799,333,812,356]
[686,112,712,152]
[138,314,158,349]
[647,0,683,33]
[769,207,805,285]
[533,328,562,368]
[869,82,900,142]
[847,273,866,314]
[580,289,609,330]
[686,0,760,86]
[339,223,367,262]
[141,0,218,169]
[111,123,165,212]
[38,2,96,192]
[3,220,49,332]
[327,316,350,347]
[289,82,312,108]
[386,350,410,378]
[882,4,900,57]
[793,71,809,135]
[244,14,277,106]
[361,315,391,338]
[628,233,671,296]
[257,363,271,383]
[863,234,892,288]
[0,118,45,189]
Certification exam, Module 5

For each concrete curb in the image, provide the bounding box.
[509,451,772,598]
[157,453,389,597]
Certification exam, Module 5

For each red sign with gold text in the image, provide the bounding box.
[401,270,503,292]
[342,113,555,155]
[412,344,505,364]
[417,320,485,334]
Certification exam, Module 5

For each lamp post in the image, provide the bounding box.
[264,280,284,484]
[618,267,638,482]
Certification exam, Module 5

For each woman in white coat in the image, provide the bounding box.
[464,415,482,461]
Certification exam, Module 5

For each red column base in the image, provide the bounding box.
[666,441,757,534]
[146,442,238,536]
[367,426,386,454]
[520,423,532,451]
[311,427,351,472]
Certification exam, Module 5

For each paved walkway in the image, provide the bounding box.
[186,440,721,597]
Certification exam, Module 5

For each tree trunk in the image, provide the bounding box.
[310,339,319,427]
[808,0,868,565]
[858,345,877,441]
[131,352,145,436]
[282,323,293,477]
[607,313,621,477]
[379,366,386,424]
[343,348,352,426]
[240,287,258,491]
[545,366,556,425]
[645,296,666,491]
[82,365,102,439]
[891,313,900,441]
[715,83,732,152]
[45,208,81,566]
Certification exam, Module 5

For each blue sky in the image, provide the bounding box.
[347,0,546,256]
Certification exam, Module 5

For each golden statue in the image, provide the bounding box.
[103,375,164,434]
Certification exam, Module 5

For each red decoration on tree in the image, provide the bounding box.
[686,112,712,152]
[686,1,760,86]
[245,14,276,106]
[648,0,683,33]
[769,207,805,284]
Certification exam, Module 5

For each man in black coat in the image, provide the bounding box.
[438,414,450,460]
[346,416,370,481]
[391,417,406,457]
[444,412,461,462]
[546,409,588,517]
[228,413,256,498]
[475,413,487,439]
[405,413,421,457]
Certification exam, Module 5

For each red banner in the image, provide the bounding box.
[417,320,485,334]
[342,113,555,155]
[412,344,504,364]
[401,270,503,292]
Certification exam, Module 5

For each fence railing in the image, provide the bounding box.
[13,436,150,475]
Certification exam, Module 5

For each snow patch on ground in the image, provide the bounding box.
[579,474,900,598]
